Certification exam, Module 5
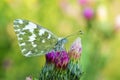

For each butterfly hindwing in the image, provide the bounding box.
[13,19,58,57]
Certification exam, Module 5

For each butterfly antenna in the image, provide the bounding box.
[65,30,83,38]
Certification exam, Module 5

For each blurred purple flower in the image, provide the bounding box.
[78,0,87,6]
[68,37,82,60]
[46,50,56,63]
[54,51,69,69]
[78,0,96,7]
[83,7,94,20]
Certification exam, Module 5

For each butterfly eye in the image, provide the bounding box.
[79,30,84,35]
[61,38,68,44]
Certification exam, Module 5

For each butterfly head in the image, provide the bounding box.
[54,38,67,51]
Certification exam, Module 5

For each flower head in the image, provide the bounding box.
[83,7,94,20]
[54,50,69,69]
[78,0,96,7]
[68,37,82,60]
[78,0,87,6]
[46,50,56,63]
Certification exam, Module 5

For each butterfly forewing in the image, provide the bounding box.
[13,19,58,57]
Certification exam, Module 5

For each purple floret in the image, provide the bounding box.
[54,51,69,69]
[46,50,69,69]
[46,50,56,63]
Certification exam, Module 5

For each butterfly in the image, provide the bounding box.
[13,19,82,57]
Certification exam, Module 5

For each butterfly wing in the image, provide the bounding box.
[13,19,58,57]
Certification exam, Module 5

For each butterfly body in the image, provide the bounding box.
[13,19,67,57]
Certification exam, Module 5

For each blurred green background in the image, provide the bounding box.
[0,0,120,80]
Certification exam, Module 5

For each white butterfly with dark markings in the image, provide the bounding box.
[13,19,82,57]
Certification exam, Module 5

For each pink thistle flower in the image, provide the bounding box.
[46,50,56,63]
[83,7,94,20]
[54,51,69,69]
[68,37,82,60]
